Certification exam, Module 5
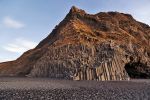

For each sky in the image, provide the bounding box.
[0,0,150,62]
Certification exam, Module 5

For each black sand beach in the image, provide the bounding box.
[0,78,149,100]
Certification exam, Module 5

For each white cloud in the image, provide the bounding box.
[0,58,12,63]
[3,16,25,29]
[3,38,38,54]
[0,58,6,62]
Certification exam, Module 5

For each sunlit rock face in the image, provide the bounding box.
[0,6,150,80]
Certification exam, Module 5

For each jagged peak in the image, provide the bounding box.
[68,6,86,16]
[70,6,80,12]
[68,7,135,22]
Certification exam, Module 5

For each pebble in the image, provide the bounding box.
[0,78,149,100]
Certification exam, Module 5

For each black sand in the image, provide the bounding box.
[0,78,149,100]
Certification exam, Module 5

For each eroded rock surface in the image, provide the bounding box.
[0,6,150,80]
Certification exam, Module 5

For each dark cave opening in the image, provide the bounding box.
[125,61,150,79]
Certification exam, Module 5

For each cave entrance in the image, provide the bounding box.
[124,61,149,79]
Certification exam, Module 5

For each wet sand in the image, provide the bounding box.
[0,78,149,100]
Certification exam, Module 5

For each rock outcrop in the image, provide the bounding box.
[0,6,150,80]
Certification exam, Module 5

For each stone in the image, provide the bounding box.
[0,6,150,80]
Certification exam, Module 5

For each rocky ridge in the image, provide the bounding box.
[0,6,150,80]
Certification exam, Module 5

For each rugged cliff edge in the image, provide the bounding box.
[0,6,150,80]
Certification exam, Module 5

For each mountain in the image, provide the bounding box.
[0,6,150,80]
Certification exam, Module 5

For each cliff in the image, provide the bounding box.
[0,6,150,80]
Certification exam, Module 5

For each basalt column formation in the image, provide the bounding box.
[0,6,150,80]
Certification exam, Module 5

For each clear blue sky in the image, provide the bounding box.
[0,0,150,62]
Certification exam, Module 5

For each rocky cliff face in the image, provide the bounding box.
[0,6,150,80]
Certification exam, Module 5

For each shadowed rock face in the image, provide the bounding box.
[29,43,129,80]
[0,6,150,80]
